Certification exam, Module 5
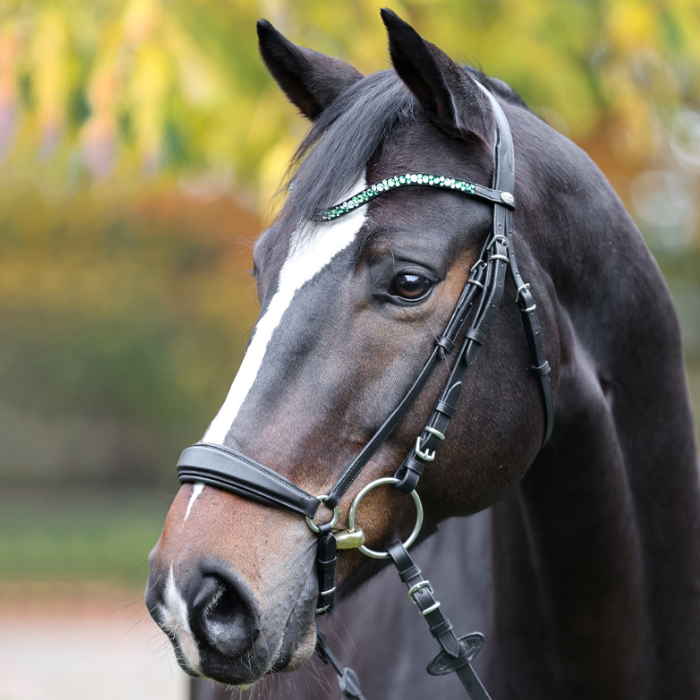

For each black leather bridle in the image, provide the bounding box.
[177,86,553,700]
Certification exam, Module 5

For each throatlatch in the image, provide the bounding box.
[176,83,554,700]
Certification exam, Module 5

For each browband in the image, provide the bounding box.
[314,173,514,221]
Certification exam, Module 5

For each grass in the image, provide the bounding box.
[0,488,175,586]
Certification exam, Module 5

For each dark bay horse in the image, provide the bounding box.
[147,10,700,699]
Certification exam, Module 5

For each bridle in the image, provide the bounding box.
[176,85,553,700]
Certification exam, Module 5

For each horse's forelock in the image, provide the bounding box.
[278,70,414,227]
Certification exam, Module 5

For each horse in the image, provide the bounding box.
[146,10,700,699]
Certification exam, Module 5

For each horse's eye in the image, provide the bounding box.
[390,273,433,301]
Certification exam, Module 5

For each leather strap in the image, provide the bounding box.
[325,242,485,508]
[177,443,320,519]
[387,542,492,700]
[395,239,507,492]
[324,345,444,509]
[508,256,554,444]
[315,522,337,613]
[394,210,509,491]
[479,83,554,445]
[388,541,459,656]
[315,626,368,700]
[471,182,514,206]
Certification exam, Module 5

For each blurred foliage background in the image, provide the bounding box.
[1,0,700,582]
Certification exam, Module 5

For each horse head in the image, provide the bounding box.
[145,10,562,687]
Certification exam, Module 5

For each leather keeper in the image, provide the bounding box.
[429,619,453,640]
[404,453,427,476]
[531,361,550,377]
[516,287,535,311]
[434,400,457,419]
[436,336,455,354]
[394,455,424,494]
[465,327,487,345]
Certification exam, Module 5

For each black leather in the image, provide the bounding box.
[177,443,320,519]
[326,224,488,508]
[515,283,554,443]
[387,542,492,700]
[481,83,554,445]
[388,541,459,656]
[395,242,508,492]
[316,626,368,700]
[315,522,337,612]
[427,634,484,675]
[472,182,515,207]
[325,344,445,509]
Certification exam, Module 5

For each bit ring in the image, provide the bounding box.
[347,477,423,559]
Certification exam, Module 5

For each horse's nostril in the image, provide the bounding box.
[206,580,238,624]
[188,564,260,658]
[203,578,248,641]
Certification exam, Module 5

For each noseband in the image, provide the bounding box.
[177,86,553,700]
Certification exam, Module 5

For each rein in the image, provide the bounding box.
[177,86,553,699]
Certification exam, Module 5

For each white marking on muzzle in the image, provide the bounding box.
[184,482,204,522]
[203,180,368,445]
[162,564,201,674]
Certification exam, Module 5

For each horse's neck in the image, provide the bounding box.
[488,261,700,699]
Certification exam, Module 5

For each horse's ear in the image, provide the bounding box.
[257,20,364,121]
[380,9,494,144]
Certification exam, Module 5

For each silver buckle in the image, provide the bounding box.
[486,233,509,249]
[515,282,531,303]
[407,580,434,604]
[415,436,436,462]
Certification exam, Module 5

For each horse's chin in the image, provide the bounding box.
[276,616,319,671]
[171,624,317,686]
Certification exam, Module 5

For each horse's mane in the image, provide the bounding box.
[280,67,529,228]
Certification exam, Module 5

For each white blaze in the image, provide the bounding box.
[162,564,201,673]
[184,482,205,521]
[203,182,368,445]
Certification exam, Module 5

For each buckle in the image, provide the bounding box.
[407,580,434,604]
[415,436,436,462]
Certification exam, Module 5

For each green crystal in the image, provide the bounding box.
[317,172,484,221]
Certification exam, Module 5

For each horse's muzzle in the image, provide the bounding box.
[145,557,264,681]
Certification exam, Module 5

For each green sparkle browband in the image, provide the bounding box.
[315,173,515,221]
